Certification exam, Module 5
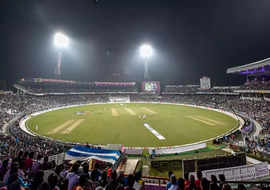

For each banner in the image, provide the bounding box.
[197,162,269,181]
[95,82,136,86]
[235,90,270,94]
[65,145,121,164]
[264,97,270,102]
[33,78,76,84]
[240,96,262,101]
[148,143,206,155]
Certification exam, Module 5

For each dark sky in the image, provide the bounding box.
[1,0,270,86]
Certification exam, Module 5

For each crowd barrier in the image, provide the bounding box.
[123,148,143,155]
[190,162,269,181]
[48,152,65,165]
[148,143,206,155]
[142,176,168,188]
[183,153,247,174]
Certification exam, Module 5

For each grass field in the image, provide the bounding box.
[26,103,238,147]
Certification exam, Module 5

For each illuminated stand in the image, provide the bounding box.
[54,32,69,78]
[226,57,270,85]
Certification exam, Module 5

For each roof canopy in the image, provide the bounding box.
[227,57,270,75]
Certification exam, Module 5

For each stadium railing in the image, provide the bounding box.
[142,176,168,185]
[139,176,270,190]
[219,180,270,189]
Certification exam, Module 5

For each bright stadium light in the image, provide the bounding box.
[54,32,69,48]
[139,44,153,59]
[139,43,153,80]
[53,32,69,78]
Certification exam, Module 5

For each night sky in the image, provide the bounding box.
[1,0,270,86]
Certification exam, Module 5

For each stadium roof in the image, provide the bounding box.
[226,57,270,74]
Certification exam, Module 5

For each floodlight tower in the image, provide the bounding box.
[140,44,153,80]
[54,32,69,78]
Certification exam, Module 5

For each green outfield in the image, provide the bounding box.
[26,103,238,147]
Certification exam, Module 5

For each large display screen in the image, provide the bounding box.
[142,81,160,93]
[200,77,211,89]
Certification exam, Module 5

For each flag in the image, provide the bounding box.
[65,145,121,164]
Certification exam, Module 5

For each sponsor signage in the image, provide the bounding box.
[235,90,270,94]
[200,162,269,181]
[95,82,136,86]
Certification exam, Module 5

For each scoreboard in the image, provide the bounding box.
[200,76,211,89]
[142,81,160,93]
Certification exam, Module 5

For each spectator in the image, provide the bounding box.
[168,175,178,190]
[24,152,34,171]
[201,178,210,190]
[81,163,90,179]
[106,170,121,190]
[237,184,247,190]
[7,181,24,190]
[90,165,100,182]
[177,177,185,190]
[195,171,203,190]
[32,154,43,174]
[125,174,135,190]
[218,174,226,190]
[48,173,60,190]
[210,175,219,190]
[222,184,232,190]
[188,175,196,190]
[40,157,49,171]
[66,163,80,190]
[166,171,174,190]
[38,183,50,190]
[73,175,88,190]
[97,171,107,189]
[30,170,44,190]
[184,173,190,190]
[133,171,144,190]
[0,160,8,181]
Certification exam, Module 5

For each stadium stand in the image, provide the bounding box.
[16,79,138,94]
[227,57,270,91]
[0,70,269,189]
[163,85,200,94]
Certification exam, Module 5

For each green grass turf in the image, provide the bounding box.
[26,103,238,147]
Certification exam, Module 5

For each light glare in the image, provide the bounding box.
[54,32,69,48]
[140,44,153,58]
